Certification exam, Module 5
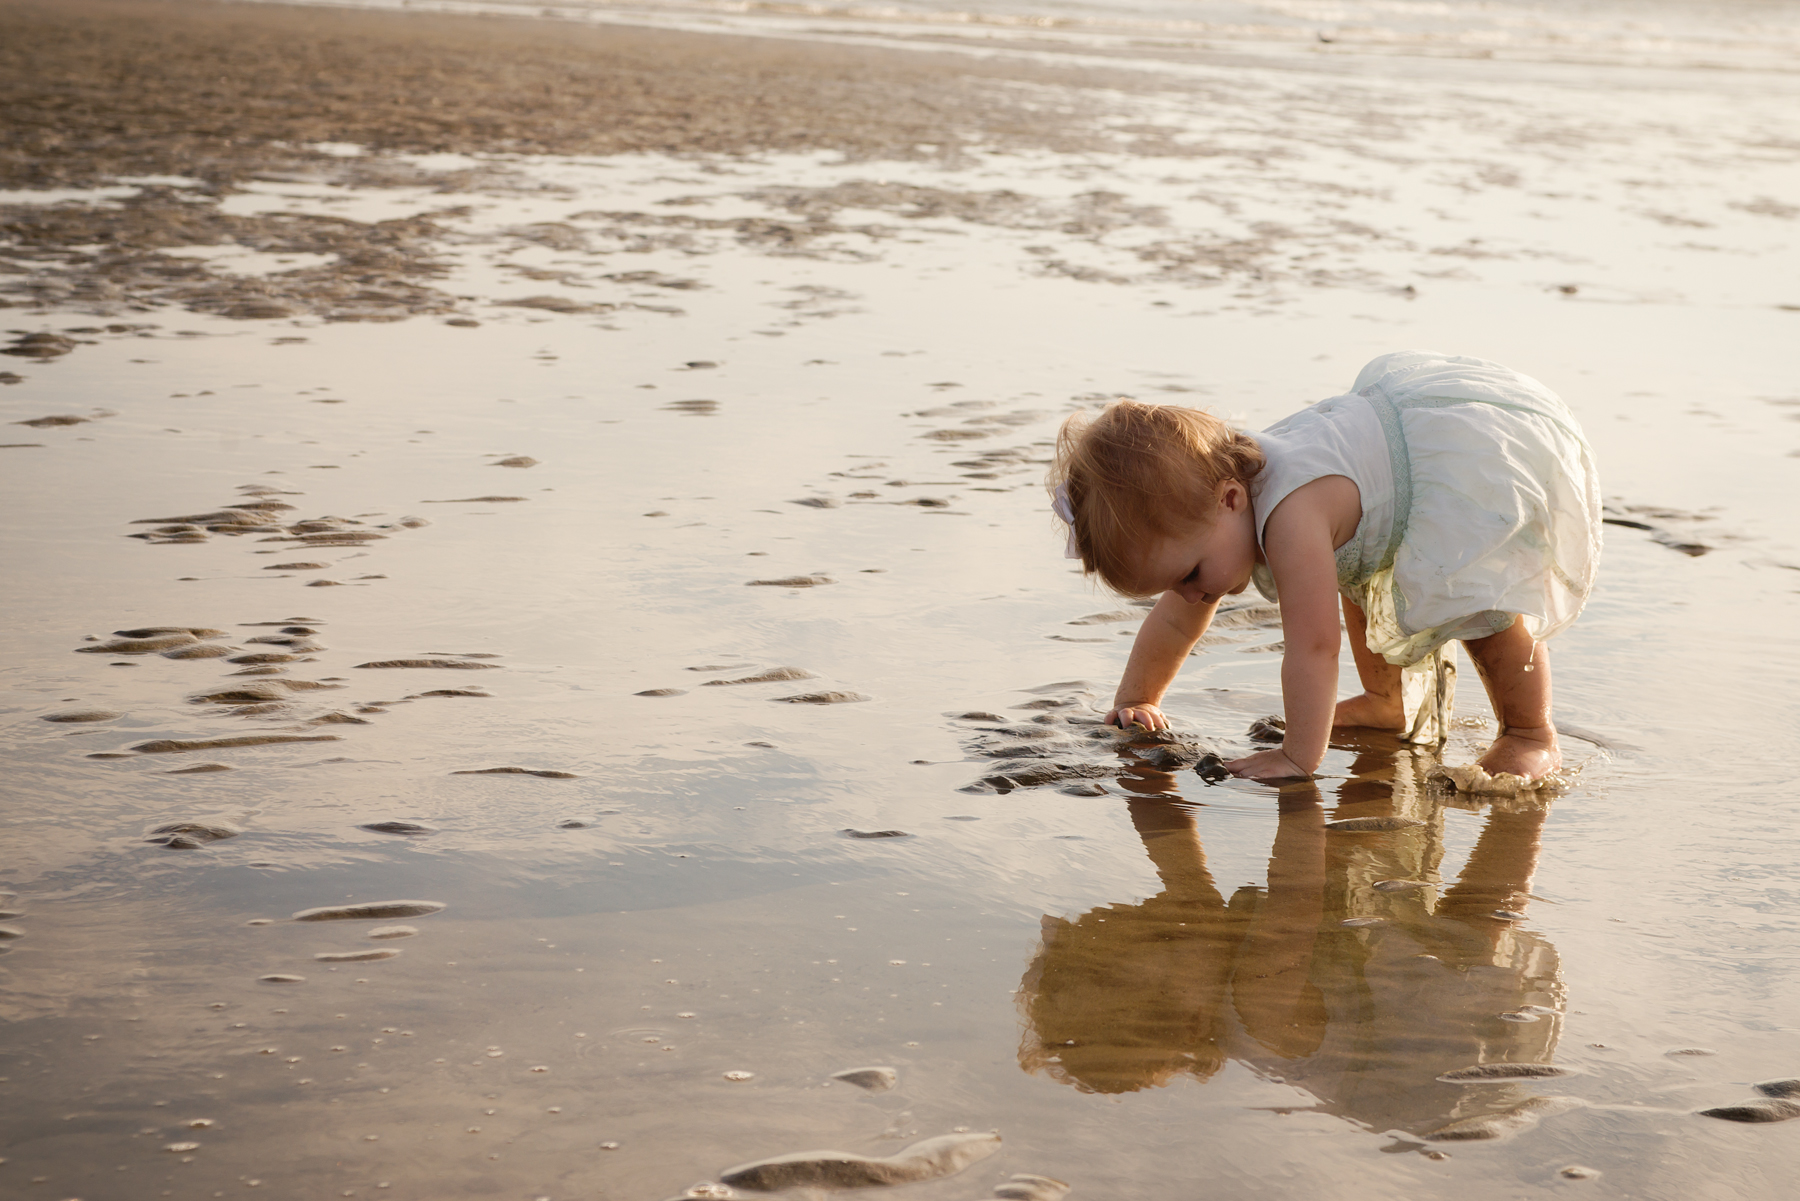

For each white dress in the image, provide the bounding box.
[1245,351,1602,743]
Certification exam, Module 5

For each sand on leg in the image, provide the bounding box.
[1332,596,1405,730]
[1462,618,1561,780]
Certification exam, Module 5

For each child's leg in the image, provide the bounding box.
[1461,618,1561,779]
[1333,596,1405,730]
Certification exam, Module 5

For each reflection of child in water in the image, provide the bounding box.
[1017,770,1563,1135]
[1016,801,1246,1093]
[1049,351,1601,783]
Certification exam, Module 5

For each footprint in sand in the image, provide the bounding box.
[166,644,234,659]
[356,658,498,670]
[359,821,436,836]
[829,1066,897,1092]
[702,667,817,686]
[315,949,401,962]
[76,629,224,655]
[717,1131,1001,1191]
[747,574,834,587]
[1424,1096,1583,1141]
[1697,1099,1800,1123]
[451,767,579,778]
[130,735,341,754]
[1065,610,1139,626]
[1693,1077,1800,1123]
[1436,1063,1584,1083]
[423,495,528,504]
[42,709,121,723]
[145,821,242,849]
[993,1177,1070,1201]
[189,681,342,705]
[291,901,445,922]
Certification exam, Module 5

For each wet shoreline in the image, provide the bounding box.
[0,0,1136,190]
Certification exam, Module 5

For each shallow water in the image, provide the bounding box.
[4,9,1800,1200]
[257,0,1800,72]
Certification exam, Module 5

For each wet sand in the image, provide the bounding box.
[0,0,1123,187]
[4,0,1800,1198]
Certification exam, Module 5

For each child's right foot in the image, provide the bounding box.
[1333,692,1404,730]
[1476,725,1562,781]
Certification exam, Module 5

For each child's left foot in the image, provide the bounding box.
[1477,724,1561,780]
[1333,691,1404,730]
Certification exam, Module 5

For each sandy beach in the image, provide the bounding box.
[3,0,1800,1197]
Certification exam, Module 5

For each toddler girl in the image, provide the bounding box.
[1049,350,1602,783]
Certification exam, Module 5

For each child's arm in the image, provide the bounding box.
[1108,591,1221,730]
[1227,481,1348,780]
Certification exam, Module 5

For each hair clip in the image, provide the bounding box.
[1052,483,1080,559]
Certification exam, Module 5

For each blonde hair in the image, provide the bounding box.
[1049,399,1266,594]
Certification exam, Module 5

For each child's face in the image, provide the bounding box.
[1135,480,1260,605]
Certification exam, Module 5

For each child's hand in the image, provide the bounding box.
[1107,703,1168,732]
[1226,748,1312,782]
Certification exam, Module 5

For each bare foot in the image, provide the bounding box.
[1333,691,1404,730]
[1476,725,1562,780]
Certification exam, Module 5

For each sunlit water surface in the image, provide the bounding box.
[3,9,1800,1199]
